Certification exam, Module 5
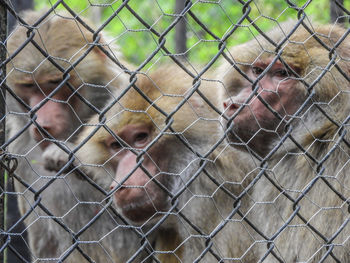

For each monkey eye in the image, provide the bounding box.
[49,79,63,85]
[274,69,289,79]
[109,140,122,151]
[251,66,264,76]
[133,132,149,148]
[19,83,35,89]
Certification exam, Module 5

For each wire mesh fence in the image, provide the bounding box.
[1,0,350,262]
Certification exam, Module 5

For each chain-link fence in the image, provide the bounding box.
[1,0,350,262]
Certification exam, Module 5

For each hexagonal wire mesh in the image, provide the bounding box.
[1,0,350,262]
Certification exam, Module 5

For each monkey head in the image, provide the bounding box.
[219,24,350,158]
[75,68,222,225]
[6,11,127,150]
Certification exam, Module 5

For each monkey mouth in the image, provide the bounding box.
[118,199,162,224]
[226,130,241,145]
[121,199,155,213]
[225,120,237,138]
[114,188,167,224]
[225,122,248,145]
[39,141,51,150]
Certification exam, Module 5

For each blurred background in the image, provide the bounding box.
[8,0,350,66]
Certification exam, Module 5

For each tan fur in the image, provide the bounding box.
[155,228,183,262]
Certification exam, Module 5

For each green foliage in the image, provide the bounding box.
[34,0,336,66]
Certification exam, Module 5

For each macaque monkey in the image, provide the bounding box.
[45,64,258,262]
[6,10,142,262]
[219,22,350,261]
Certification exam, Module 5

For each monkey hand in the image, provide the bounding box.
[43,142,76,173]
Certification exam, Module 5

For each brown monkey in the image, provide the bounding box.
[6,10,142,262]
[48,65,258,262]
[219,22,350,262]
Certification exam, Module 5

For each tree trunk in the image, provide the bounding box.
[7,0,34,32]
[330,0,345,23]
[174,0,187,60]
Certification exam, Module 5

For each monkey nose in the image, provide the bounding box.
[223,101,229,109]
[110,181,117,190]
[39,141,51,150]
[223,101,239,117]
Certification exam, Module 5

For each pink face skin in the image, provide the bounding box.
[108,124,169,224]
[16,81,78,150]
[223,59,304,156]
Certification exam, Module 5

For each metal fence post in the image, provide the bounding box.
[0,1,7,263]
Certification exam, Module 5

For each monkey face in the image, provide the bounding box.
[222,59,305,156]
[11,76,80,149]
[104,122,173,224]
[6,14,120,152]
